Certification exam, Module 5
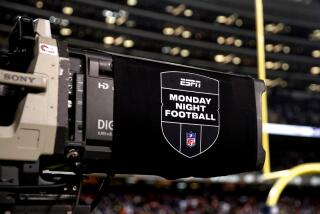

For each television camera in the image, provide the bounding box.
[0,17,265,213]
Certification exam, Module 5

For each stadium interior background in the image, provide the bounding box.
[1,0,320,213]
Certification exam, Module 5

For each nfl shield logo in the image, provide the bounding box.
[186,132,196,147]
[161,71,220,158]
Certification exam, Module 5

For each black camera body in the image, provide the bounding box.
[64,48,265,179]
[0,17,265,183]
[0,16,266,213]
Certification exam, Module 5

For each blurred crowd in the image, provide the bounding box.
[268,89,320,126]
[85,192,320,214]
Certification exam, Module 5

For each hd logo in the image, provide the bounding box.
[161,71,220,158]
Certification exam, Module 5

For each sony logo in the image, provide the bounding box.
[180,78,201,88]
[4,73,36,83]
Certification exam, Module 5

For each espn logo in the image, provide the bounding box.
[180,78,201,88]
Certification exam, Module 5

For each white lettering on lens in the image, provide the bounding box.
[169,94,211,105]
[98,119,113,130]
[180,78,201,88]
[98,82,109,90]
